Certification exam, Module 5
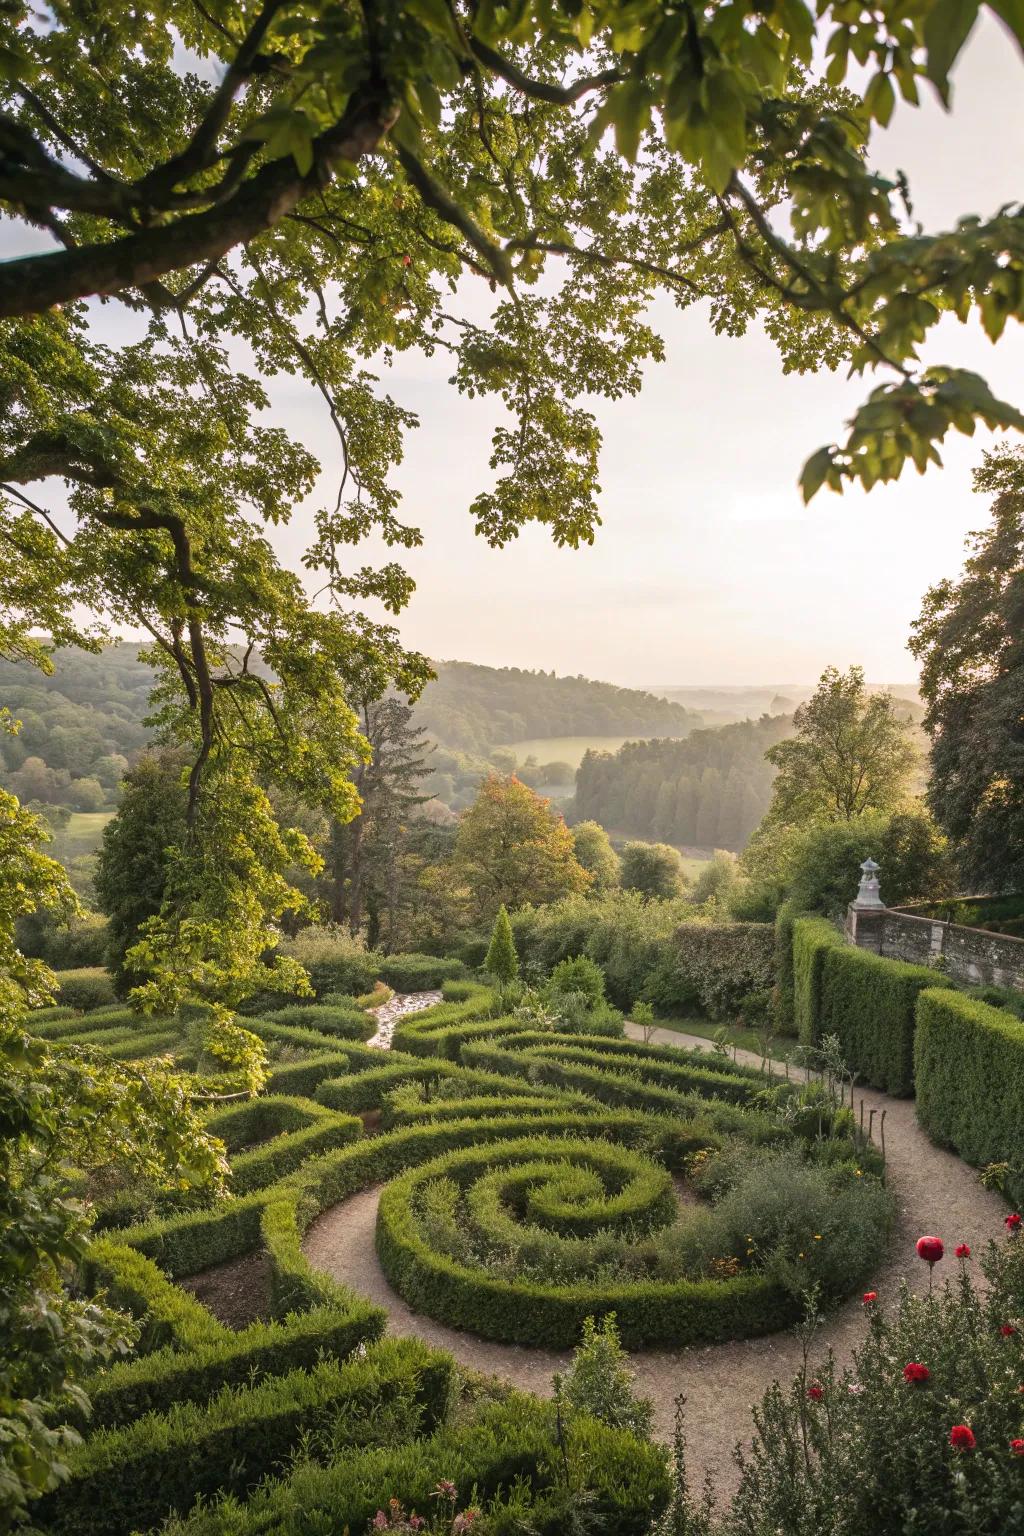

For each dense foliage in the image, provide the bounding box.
[573,716,791,851]
[911,447,1024,893]
[764,667,918,825]
[620,841,686,899]
[415,663,699,756]
[453,774,588,922]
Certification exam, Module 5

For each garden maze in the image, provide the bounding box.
[31,977,893,1535]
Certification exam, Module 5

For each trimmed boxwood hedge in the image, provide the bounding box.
[792,916,847,1046]
[157,1393,671,1536]
[914,987,1024,1205]
[258,1003,376,1040]
[817,942,954,1095]
[375,1136,797,1350]
[377,952,467,991]
[86,1241,227,1352]
[83,1304,385,1429]
[40,1338,456,1536]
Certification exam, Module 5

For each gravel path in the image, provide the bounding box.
[366,989,442,1048]
[302,1019,1005,1494]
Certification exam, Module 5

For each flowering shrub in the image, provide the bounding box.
[369,1485,478,1535]
[669,1223,1024,1535]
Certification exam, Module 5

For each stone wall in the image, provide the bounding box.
[846,903,1024,990]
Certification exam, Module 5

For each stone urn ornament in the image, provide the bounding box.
[852,857,885,911]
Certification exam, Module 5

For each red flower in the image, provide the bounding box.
[955,1243,971,1258]
[806,1384,824,1401]
[1012,1439,1024,1456]
[863,1291,878,1304]
[950,1425,976,1451]
[1001,1324,1017,1337]
[1007,1213,1022,1232]
[903,1362,931,1384]
[916,1235,944,1265]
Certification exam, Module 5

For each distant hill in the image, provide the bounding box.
[415,661,702,756]
[572,714,795,852]
[0,647,703,817]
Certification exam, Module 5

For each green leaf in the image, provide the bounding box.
[608,80,651,162]
[800,446,834,503]
[924,0,979,100]
[863,70,896,126]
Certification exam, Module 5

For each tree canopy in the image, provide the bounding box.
[763,666,918,825]
[911,446,1024,892]
[454,773,588,918]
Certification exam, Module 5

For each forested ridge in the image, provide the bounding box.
[573,715,794,851]
[413,661,702,754]
[0,647,703,811]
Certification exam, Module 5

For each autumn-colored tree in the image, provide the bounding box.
[455,775,589,921]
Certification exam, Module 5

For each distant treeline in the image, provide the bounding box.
[0,647,152,809]
[414,661,701,755]
[572,714,793,851]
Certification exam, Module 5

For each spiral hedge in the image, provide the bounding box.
[28,975,883,1534]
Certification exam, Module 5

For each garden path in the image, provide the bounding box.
[303,1018,1006,1496]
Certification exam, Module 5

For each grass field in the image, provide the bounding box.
[507,732,688,768]
[56,811,114,859]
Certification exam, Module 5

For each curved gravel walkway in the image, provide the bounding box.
[366,989,442,1049]
[303,1020,1005,1494]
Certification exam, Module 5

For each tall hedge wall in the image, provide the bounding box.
[915,988,1024,1205]
[791,916,951,1094]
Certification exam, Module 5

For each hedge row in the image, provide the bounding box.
[387,1091,596,1128]
[376,1135,797,1350]
[791,915,953,1094]
[258,1003,376,1041]
[41,1339,456,1536]
[229,1107,364,1195]
[83,1304,383,1429]
[86,1240,227,1353]
[377,952,467,991]
[159,1392,671,1536]
[915,988,1024,1204]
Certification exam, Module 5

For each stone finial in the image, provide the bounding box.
[852,856,885,911]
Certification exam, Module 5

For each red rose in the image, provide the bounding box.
[903,1362,931,1383]
[807,1384,824,1401]
[1012,1440,1024,1456]
[863,1291,878,1304]
[950,1425,976,1451]
[955,1243,971,1258]
[1001,1324,1017,1337]
[916,1235,944,1265]
[1007,1213,1022,1232]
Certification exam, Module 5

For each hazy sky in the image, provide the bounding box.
[9,17,1024,690]
[268,14,1024,688]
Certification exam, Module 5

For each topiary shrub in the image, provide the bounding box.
[54,966,117,1011]
[258,1004,375,1041]
[915,987,1024,1204]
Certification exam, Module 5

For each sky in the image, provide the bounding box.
[8,16,1024,690]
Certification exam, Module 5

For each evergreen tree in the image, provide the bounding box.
[329,698,431,944]
[94,750,189,996]
[485,905,519,985]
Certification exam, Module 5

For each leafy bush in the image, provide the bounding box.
[379,954,467,992]
[54,966,116,1011]
[669,922,775,1019]
[546,954,606,1009]
[675,1227,1024,1535]
[279,926,381,997]
[157,1392,670,1536]
[17,908,109,968]
[915,988,1024,1205]
[560,1314,653,1441]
